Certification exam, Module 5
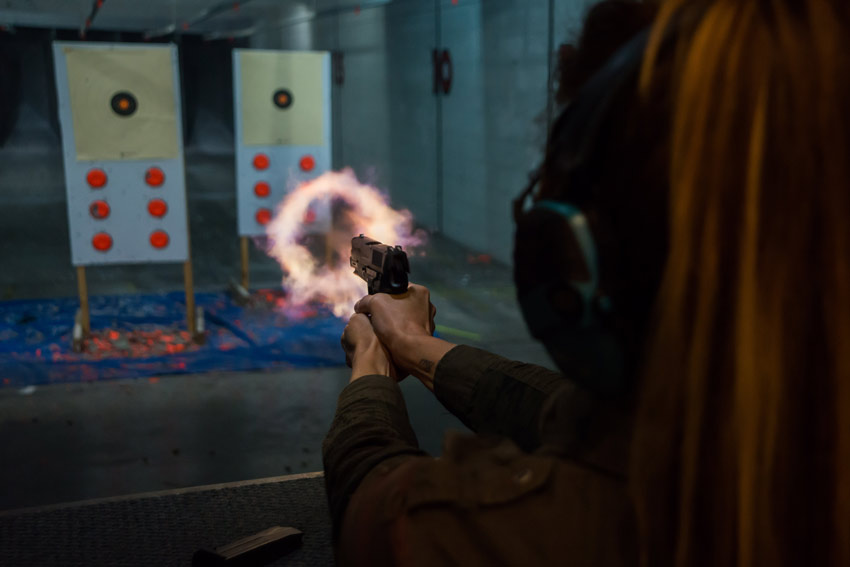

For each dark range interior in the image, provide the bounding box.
[0,1,586,562]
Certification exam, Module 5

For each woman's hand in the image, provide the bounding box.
[353,283,436,353]
[341,313,396,382]
[354,284,454,389]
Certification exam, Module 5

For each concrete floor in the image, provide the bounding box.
[0,143,554,510]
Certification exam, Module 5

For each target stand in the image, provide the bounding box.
[231,50,332,297]
[52,42,203,350]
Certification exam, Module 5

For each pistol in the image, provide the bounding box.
[350,234,410,295]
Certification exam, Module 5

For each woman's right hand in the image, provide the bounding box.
[353,283,436,352]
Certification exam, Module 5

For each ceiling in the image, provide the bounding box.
[0,0,382,36]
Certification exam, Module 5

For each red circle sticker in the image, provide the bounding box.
[87,169,107,188]
[89,200,110,219]
[150,230,170,249]
[253,154,270,170]
[299,155,315,172]
[254,181,271,197]
[256,208,272,225]
[148,198,168,217]
[145,167,165,187]
[92,232,112,251]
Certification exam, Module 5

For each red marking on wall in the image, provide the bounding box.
[466,253,492,264]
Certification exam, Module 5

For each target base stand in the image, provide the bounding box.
[72,260,206,353]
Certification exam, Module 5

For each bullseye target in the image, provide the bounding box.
[54,42,189,266]
[110,91,137,117]
[234,49,332,237]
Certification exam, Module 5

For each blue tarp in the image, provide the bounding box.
[0,291,347,388]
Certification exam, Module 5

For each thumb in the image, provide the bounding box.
[354,295,373,315]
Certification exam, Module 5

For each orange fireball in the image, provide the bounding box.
[265,168,425,317]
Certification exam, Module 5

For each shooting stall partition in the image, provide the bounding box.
[232,49,332,289]
[52,42,198,345]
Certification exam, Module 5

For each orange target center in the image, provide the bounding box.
[277,94,289,105]
[118,99,130,110]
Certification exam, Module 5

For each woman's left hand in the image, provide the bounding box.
[341,313,396,382]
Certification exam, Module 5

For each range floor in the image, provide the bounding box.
[0,148,554,510]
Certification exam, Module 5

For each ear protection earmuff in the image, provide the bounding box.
[513,28,651,397]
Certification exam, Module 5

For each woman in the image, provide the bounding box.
[325,0,850,565]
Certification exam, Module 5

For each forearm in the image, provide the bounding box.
[322,376,426,539]
[390,334,458,391]
[350,341,393,382]
[432,346,569,452]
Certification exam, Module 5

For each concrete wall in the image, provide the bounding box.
[440,0,552,264]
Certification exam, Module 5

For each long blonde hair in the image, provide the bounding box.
[632,0,850,565]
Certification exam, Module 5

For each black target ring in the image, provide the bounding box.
[272,89,293,109]
[111,91,138,117]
